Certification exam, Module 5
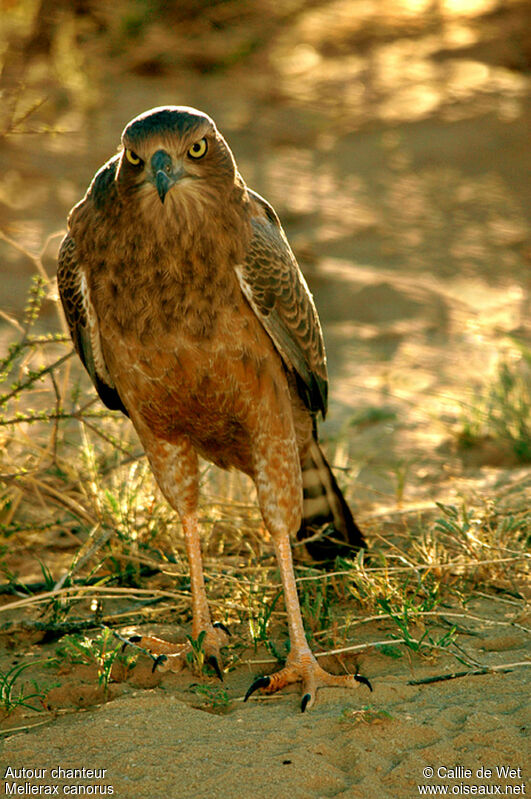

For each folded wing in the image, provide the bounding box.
[236,191,328,417]
[57,234,128,416]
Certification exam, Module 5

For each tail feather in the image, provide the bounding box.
[296,439,366,562]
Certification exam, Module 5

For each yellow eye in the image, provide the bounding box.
[187,138,208,159]
[125,149,142,166]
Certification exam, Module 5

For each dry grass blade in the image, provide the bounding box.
[408,661,531,686]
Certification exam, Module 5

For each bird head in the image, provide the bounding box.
[116,106,239,211]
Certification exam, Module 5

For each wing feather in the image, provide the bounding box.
[57,234,129,416]
[237,191,328,416]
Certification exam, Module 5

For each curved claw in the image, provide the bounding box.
[152,654,168,673]
[244,675,271,702]
[301,693,312,713]
[120,634,169,674]
[207,655,224,681]
[213,621,231,637]
[354,674,373,691]
[121,634,142,652]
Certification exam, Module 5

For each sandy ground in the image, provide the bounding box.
[2,609,529,798]
[2,679,529,798]
[0,2,530,797]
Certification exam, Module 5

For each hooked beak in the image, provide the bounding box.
[150,149,183,204]
[155,171,173,204]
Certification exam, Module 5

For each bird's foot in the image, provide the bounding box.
[244,650,372,711]
[124,621,229,679]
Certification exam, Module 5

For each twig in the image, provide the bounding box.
[0,718,52,737]
[0,351,74,405]
[0,585,190,614]
[22,476,96,525]
[245,638,410,666]
[245,633,485,669]
[472,590,524,606]
[313,610,531,637]
[293,554,530,583]
[0,230,50,282]
[10,97,49,133]
[108,626,164,667]
[78,416,135,457]
[0,309,24,331]
[47,366,62,462]
[53,524,112,591]
[0,409,119,427]
[0,599,166,637]
[408,661,531,686]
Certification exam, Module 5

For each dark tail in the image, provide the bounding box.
[296,438,366,563]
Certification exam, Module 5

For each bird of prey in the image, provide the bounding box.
[57,105,371,711]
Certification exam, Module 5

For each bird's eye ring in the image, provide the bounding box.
[125,149,142,166]
[187,138,208,159]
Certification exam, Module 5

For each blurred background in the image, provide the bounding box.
[0,0,530,513]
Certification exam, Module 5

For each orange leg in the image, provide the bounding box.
[246,430,371,710]
[245,533,371,710]
[125,436,228,676]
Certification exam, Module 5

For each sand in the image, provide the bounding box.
[2,615,529,798]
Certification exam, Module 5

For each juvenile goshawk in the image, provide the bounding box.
[57,105,370,711]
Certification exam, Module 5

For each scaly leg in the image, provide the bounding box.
[125,436,228,677]
[245,533,371,710]
[246,430,371,710]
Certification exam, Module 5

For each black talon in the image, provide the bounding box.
[213,621,231,637]
[244,675,271,702]
[301,693,311,713]
[355,674,373,692]
[122,634,142,652]
[207,655,224,681]
[151,654,167,673]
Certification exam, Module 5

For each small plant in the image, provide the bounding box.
[248,588,283,658]
[376,644,403,659]
[300,580,331,641]
[347,407,397,429]
[191,684,231,713]
[378,596,458,659]
[390,457,417,505]
[185,630,208,675]
[38,560,76,626]
[458,353,531,462]
[433,502,479,550]
[54,627,124,699]
[340,705,393,725]
[433,500,529,556]
[0,661,54,715]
